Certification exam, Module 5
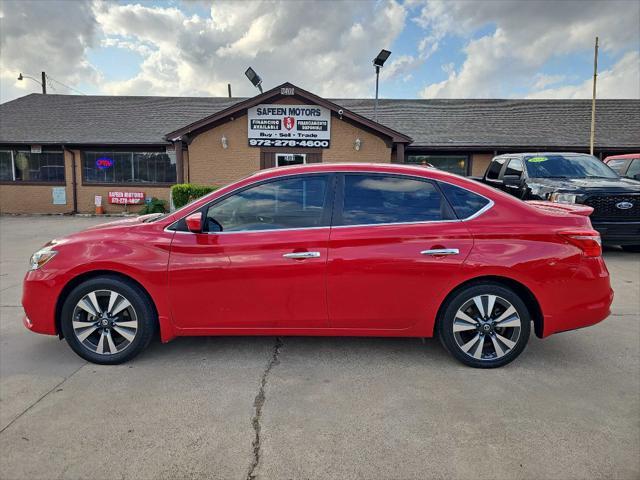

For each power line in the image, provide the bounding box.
[45,74,86,95]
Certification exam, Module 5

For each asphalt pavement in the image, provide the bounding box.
[0,215,638,480]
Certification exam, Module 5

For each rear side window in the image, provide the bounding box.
[340,174,453,226]
[438,182,491,219]
[486,158,507,180]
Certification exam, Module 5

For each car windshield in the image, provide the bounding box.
[525,154,619,179]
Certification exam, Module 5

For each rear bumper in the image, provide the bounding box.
[592,221,640,246]
[541,256,613,337]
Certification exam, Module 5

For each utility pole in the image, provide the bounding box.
[228,83,232,98]
[41,71,47,94]
[589,37,598,156]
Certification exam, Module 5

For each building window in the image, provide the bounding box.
[83,151,176,184]
[406,155,468,176]
[0,150,65,183]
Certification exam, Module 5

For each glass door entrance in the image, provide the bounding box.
[275,153,306,167]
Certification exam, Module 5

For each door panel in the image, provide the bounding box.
[168,229,330,329]
[327,222,473,330]
[168,173,334,330]
[327,173,473,330]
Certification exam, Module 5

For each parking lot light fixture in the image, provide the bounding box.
[244,67,263,94]
[373,49,391,122]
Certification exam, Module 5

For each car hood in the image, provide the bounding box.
[84,213,162,231]
[529,176,640,193]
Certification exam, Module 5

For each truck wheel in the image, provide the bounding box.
[438,282,531,368]
[60,276,156,365]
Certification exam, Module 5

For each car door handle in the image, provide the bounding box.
[420,248,460,256]
[283,251,321,259]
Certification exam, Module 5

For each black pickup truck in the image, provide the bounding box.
[475,152,640,250]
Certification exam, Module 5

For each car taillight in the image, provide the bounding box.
[559,230,602,257]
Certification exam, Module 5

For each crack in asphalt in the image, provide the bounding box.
[0,362,87,435]
[246,337,282,480]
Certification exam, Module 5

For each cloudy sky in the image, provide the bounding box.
[1,0,638,103]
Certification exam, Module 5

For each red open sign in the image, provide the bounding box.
[108,191,145,205]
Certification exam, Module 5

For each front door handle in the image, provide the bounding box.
[420,248,460,256]
[283,251,321,260]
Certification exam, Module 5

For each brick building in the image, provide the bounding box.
[1,82,638,214]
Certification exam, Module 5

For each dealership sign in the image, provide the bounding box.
[247,104,331,148]
[108,191,145,205]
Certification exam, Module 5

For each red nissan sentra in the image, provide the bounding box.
[22,163,613,368]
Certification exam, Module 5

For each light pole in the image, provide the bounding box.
[244,67,263,94]
[373,49,391,122]
[18,71,47,94]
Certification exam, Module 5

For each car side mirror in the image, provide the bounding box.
[503,175,522,186]
[633,173,640,181]
[185,212,202,233]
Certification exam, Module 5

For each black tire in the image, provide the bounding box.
[438,282,531,368]
[60,275,156,365]
[621,245,640,253]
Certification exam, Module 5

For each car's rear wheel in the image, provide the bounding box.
[438,283,531,368]
[60,276,156,364]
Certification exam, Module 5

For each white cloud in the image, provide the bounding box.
[415,0,640,98]
[0,0,99,101]
[526,51,640,99]
[532,74,566,90]
[94,0,408,98]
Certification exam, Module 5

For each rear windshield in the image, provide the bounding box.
[525,154,618,179]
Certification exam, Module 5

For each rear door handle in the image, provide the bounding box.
[283,251,321,259]
[420,248,460,256]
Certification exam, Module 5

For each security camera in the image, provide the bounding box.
[338,109,344,119]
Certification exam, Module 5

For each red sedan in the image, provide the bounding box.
[23,163,612,368]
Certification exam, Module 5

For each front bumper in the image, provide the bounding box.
[592,221,640,246]
[22,269,64,336]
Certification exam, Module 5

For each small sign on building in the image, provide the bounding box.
[108,191,145,205]
[52,187,66,205]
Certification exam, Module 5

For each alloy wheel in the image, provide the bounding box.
[452,294,522,361]
[72,289,138,355]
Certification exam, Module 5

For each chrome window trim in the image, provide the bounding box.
[165,170,495,235]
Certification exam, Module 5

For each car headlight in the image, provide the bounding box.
[550,193,577,204]
[29,248,58,270]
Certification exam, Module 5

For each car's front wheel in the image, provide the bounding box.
[438,282,531,368]
[60,275,156,364]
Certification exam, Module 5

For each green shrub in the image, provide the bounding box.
[171,184,217,209]
[139,197,167,214]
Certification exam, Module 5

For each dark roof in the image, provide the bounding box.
[1,92,638,149]
[165,82,411,143]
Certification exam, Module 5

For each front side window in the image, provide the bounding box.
[626,159,640,178]
[83,151,176,184]
[0,150,64,182]
[406,155,468,176]
[486,157,507,180]
[340,174,453,226]
[438,181,491,219]
[205,175,329,232]
[504,158,524,177]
